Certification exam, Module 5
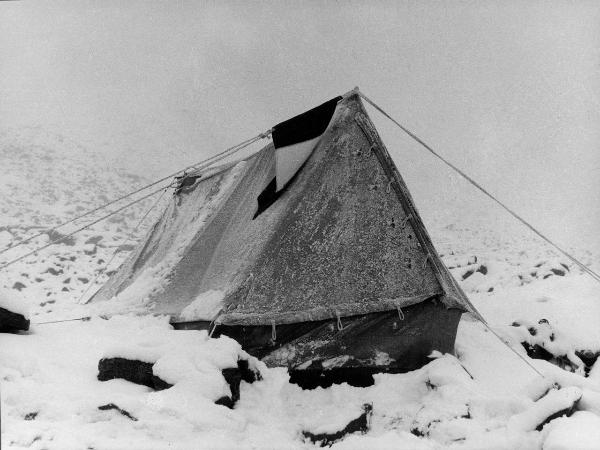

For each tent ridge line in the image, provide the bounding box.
[353,112,447,287]
[214,292,442,326]
[352,103,475,316]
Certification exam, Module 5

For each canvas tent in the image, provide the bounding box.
[91,89,481,387]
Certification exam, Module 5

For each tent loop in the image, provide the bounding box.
[423,254,430,269]
[258,128,273,140]
[401,214,413,229]
[271,320,277,342]
[209,321,220,339]
[244,273,256,300]
[336,311,344,331]
[77,184,171,305]
[386,180,393,194]
[397,306,405,321]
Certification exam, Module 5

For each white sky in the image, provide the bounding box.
[1,1,599,252]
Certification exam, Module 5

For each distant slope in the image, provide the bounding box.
[0,127,164,318]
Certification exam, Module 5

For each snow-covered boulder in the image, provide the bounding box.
[97,326,262,409]
[0,288,30,332]
[542,411,600,449]
[507,387,582,432]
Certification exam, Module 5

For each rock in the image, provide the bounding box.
[83,244,97,255]
[221,367,242,405]
[536,398,580,431]
[98,357,172,390]
[521,342,553,361]
[85,235,103,245]
[0,307,30,333]
[215,359,262,409]
[214,396,235,409]
[46,229,76,246]
[44,267,63,276]
[575,350,600,376]
[117,244,136,253]
[508,387,582,432]
[462,269,475,280]
[152,375,173,391]
[237,358,261,383]
[289,366,378,389]
[12,282,26,291]
[99,356,260,407]
[98,403,137,421]
[302,403,372,446]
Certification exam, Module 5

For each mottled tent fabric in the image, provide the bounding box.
[91,92,478,327]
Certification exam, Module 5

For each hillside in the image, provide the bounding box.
[0,128,163,319]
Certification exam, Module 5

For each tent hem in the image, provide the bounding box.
[214,292,442,326]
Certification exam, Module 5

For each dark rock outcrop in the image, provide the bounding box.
[535,393,581,431]
[0,307,30,333]
[12,282,26,291]
[98,403,138,421]
[215,359,262,409]
[97,357,172,390]
[302,403,372,447]
[98,356,260,409]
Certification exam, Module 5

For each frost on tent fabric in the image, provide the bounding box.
[89,90,480,388]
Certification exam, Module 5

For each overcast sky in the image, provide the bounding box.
[1,1,599,253]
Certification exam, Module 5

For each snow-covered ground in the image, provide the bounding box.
[1,132,600,449]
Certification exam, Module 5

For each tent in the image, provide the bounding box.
[91,89,480,387]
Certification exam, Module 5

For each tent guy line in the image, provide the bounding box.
[359,91,600,286]
[91,89,547,383]
[23,89,544,384]
[75,184,172,305]
[5,89,596,290]
[0,131,272,259]
[0,185,169,271]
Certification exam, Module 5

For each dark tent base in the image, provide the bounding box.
[173,297,462,389]
[290,367,399,390]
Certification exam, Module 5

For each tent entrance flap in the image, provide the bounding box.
[272,96,342,191]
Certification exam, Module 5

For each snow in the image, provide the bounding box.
[507,387,581,432]
[93,160,247,317]
[1,135,600,448]
[179,289,225,321]
[472,275,600,354]
[542,411,600,450]
[0,288,30,318]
